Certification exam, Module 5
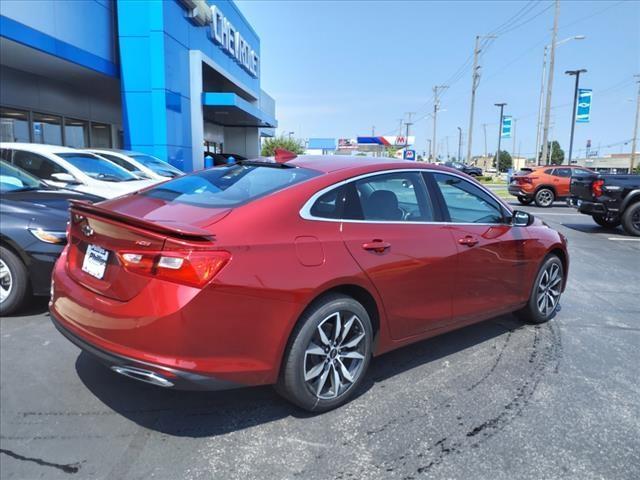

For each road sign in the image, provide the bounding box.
[403,149,416,161]
[501,116,512,138]
[576,89,592,123]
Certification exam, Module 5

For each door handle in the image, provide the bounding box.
[458,235,478,247]
[362,240,391,253]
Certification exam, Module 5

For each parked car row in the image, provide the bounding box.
[0,143,184,315]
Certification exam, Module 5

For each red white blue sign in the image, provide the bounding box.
[404,149,416,161]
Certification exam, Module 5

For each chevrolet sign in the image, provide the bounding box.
[178,0,259,78]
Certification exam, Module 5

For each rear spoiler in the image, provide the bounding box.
[69,200,215,241]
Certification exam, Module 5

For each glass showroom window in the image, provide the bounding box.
[90,122,112,148]
[33,113,63,145]
[64,118,89,148]
[0,107,30,142]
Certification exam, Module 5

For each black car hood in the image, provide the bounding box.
[1,189,102,213]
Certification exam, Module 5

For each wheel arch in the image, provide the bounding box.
[547,246,568,292]
[0,235,29,266]
[535,184,557,197]
[620,190,640,212]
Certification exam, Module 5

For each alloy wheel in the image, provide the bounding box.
[536,262,562,317]
[632,208,640,231]
[536,189,554,207]
[0,259,12,304]
[303,311,367,400]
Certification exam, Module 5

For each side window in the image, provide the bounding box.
[97,153,134,171]
[344,172,434,222]
[544,169,555,175]
[572,168,592,177]
[434,173,504,224]
[554,168,572,177]
[309,185,344,219]
[12,150,65,180]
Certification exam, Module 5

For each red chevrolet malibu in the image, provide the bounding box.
[50,155,568,411]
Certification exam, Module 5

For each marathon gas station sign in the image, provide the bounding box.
[178,0,259,78]
[357,136,416,146]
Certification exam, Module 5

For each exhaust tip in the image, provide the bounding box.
[111,365,174,388]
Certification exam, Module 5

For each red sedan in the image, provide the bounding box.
[50,155,568,412]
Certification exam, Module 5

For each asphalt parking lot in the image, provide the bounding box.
[1,201,639,480]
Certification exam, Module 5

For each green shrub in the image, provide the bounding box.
[261,136,305,157]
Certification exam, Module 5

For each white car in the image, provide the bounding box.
[87,149,183,180]
[0,143,158,199]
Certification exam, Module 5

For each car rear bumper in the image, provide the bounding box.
[567,198,609,215]
[508,185,531,198]
[50,310,240,391]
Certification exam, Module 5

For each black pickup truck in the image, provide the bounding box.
[568,173,640,236]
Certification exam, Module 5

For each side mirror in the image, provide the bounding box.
[512,210,533,227]
[50,172,80,184]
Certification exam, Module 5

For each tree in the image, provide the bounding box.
[261,136,305,157]
[538,140,565,165]
[493,150,512,172]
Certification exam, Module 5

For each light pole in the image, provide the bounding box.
[630,75,640,173]
[494,103,507,174]
[457,127,462,162]
[432,85,447,162]
[565,69,587,165]
[535,35,585,165]
[426,139,432,161]
[540,0,560,166]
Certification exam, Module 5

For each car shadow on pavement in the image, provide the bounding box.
[0,296,49,318]
[561,223,622,235]
[75,314,524,438]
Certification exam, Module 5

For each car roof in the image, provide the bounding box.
[286,155,445,174]
[0,142,86,155]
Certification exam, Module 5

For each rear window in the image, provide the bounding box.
[141,164,319,208]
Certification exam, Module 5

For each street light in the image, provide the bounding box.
[457,127,462,162]
[494,103,507,175]
[565,69,587,165]
[535,35,585,165]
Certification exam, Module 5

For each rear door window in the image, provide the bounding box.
[553,168,572,177]
[342,172,434,222]
[142,164,319,208]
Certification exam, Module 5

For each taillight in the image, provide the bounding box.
[592,179,605,198]
[517,176,535,185]
[117,249,230,287]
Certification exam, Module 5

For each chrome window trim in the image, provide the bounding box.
[299,168,513,226]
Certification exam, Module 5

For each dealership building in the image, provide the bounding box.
[0,0,276,171]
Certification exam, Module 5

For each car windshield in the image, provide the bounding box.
[130,154,183,176]
[0,160,44,192]
[57,153,139,182]
[141,163,319,208]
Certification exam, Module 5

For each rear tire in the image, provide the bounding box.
[592,215,620,229]
[517,196,533,205]
[0,247,29,316]
[276,294,373,412]
[517,255,563,324]
[621,202,640,237]
[534,188,555,208]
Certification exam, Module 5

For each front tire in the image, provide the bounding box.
[592,215,620,229]
[0,247,29,316]
[534,188,555,208]
[517,196,533,205]
[621,202,640,237]
[276,294,373,412]
[518,255,563,324]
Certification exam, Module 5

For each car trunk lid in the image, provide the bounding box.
[66,200,226,301]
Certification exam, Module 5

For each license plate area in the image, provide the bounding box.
[82,244,109,279]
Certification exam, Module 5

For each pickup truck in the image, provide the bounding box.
[568,173,640,236]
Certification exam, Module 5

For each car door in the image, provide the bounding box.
[11,150,68,187]
[339,170,457,339]
[552,167,572,197]
[430,172,532,324]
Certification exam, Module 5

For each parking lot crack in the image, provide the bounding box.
[0,448,82,474]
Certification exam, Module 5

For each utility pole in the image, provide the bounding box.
[630,75,640,173]
[457,127,463,162]
[371,125,375,136]
[541,0,560,166]
[426,139,432,161]
[482,123,488,159]
[404,112,415,147]
[535,45,549,165]
[565,69,587,165]
[495,103,507,174]
[466,34,496,165]
[432,85,447,162]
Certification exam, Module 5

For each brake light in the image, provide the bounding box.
[517,176,535,185]
[117,250,230,287]
[592,179,605,198]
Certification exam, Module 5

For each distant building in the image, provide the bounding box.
[572,153,637,174]
[305,138,336,155]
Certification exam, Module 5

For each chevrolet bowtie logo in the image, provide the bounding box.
[81,224,94,237]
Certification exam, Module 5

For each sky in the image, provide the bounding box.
[235,0,640,160]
